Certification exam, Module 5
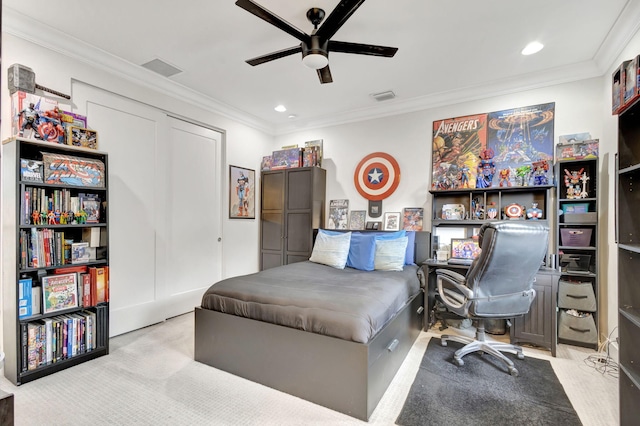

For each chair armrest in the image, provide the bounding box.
[436,269,474,312]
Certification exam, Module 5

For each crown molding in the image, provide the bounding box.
[2,7,276,135]
[593,0,640,73]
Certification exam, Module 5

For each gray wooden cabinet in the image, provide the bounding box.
[260,167,326,270]
[510,268,560,356]
[617,98,640,425]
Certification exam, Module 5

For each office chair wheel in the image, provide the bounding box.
[441,338,448,347]
[517,352,525,360]
[509,366,519,377]
[453,357,464,367]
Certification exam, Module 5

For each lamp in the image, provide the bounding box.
[302,35,329,69]
[302,53,329,69]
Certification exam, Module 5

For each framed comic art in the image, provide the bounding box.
[229,165,255,219]
[403,207,424,231]
[383,212,401,231]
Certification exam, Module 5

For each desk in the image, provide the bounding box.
[422,260,559,356]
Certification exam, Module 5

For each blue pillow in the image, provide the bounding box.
[405,231,416,265]
[346,230,405,271]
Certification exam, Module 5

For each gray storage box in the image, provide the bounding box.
[558,281,597,311]
[558,310,598,345]
[563,212,597,223]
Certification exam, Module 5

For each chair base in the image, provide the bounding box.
[441,323,524,376]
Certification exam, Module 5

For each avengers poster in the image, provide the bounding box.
[431,113,487,190]
[431,102,555,190]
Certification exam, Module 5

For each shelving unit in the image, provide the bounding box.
[429,185,559,355]
[617,99,640,425]
[1,137,110,385]
[555,158,599,350]
[260,167,326,270]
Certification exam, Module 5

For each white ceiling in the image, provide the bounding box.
[3,1,640,135]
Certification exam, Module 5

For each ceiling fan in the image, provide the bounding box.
[235,0,398,84]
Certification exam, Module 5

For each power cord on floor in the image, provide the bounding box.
[583,326,619,378]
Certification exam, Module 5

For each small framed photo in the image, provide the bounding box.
[229,165,255,219]
[67,126,98,149]
[366,221,382,230]
[349,210,366,230]
[402,207,424,231]
[383,212,401,231]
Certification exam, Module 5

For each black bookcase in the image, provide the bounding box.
[1,137,110,385]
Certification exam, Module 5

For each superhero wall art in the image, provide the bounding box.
[431,102,555,190]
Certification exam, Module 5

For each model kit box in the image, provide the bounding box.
[623,55,640,107]
[42,152,106,187]
[271,147,301,170]
[612,62,628,115]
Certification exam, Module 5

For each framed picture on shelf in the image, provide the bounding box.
[383,212,401,231]
[402,207,424,231]
[366,221,382,230]
[349,210,366,230]
[42,273,79,314]
[229,165,255,219]
[328,199,349,229]
[67,126,98,149]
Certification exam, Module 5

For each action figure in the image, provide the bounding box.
[515,165,532,186]
[580,172,590,198]
[532,160,550,185]
[498,168,512,187]
[476,149,496,188]
[564,168,584,199]
[31,210,41,225]
[526,203,543,220]
[17,103,41,138]
[47,210,56,225]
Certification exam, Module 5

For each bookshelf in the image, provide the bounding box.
[617,98,640,424]
[1,137,110,385]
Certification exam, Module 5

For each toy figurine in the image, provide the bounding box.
[476,149,496,188]
[75,209,87,224]
[17,102,41,138]
[47,210,56,225]
[564,168,584,199]
[31,210,40,225]
[515,165,532,186]
[526,203,543,220]
[498,168,512,187]
[580,172,590,198]
[532,160,550,185]
[487,202,498,219]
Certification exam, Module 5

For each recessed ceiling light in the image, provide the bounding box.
[275,105,287,112]
[521,41,544,56]
[288,114,297,119]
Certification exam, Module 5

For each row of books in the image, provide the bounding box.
[22,185,101,225]
[19,266,109,319]
[21,304,108,372]
[19,228,101,269]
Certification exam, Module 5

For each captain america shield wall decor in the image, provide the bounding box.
[353,152,401,217]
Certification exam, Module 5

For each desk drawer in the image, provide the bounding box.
[558,281,596,311]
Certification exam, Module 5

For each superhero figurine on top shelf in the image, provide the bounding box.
[476,148,496,188]
[532,160,550,185]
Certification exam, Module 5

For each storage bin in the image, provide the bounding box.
[562,203,589,214]
[558,281,597,311]
[558,310,598,345]
[563,212,597,224]
[560,228,593,246]
[560,254,592,273]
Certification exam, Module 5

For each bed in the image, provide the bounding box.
[194,230,430,421]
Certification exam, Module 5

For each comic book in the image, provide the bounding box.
[42,152,106,188]
[328,199,349,229]
[403,208,424,231]
[42,273,78,314]
[349,210,366,230]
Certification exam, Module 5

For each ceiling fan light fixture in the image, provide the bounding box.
[302,53,329,70]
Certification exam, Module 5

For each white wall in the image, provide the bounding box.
[276,76,617,341]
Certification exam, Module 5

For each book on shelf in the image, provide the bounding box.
[18,277,33,319]
[42,273,78,314]
[89,266,109,305]
[20,159,44,183]
[82,227,101,247]
[79,193,101,223]
[304,139,323,167]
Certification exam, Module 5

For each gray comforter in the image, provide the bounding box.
[201,261,422,343]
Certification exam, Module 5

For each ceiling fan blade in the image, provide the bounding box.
[235,0,309,43]
[329,40,398,57]
[246,45,303,66]
[317,66,333,84]
[316,0,366,41]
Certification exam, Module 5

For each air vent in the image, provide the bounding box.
[141,58,183,78]
[371,91,396,102]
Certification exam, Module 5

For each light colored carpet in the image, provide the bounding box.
[0,312,618,425]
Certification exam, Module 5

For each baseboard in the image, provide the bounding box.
[608,340,619,364]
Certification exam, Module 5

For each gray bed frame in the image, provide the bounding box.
[194,231,431,421]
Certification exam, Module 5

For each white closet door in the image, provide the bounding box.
[162,116,222,319]
[72,83,223,336]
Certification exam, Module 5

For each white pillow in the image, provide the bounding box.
[374,236,409,271]
[309,231,352,269]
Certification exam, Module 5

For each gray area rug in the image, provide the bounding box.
[396,339,582,426]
